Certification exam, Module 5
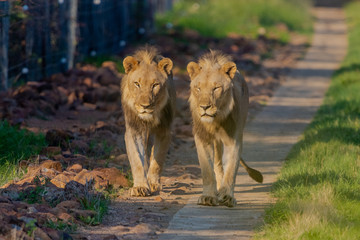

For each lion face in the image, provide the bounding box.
[123,55,173,122]
[188,61,237,123]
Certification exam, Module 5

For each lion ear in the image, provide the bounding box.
[158,58,173,75]
[187,62,201,79]
[221,62,237,79]
[123,56,139,74]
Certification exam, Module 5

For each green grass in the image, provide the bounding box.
[45,219,77,233]
[0,121,47,185]
[156,0,313,42]
[254,2,360,239]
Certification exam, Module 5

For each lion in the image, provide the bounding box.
[187,50,263,207]
[121,46,175,197]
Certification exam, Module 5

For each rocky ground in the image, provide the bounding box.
[0,30,307,239]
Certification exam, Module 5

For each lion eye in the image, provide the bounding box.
[134,82,140,88]
[152,83,160,89]
[213,86,222,92]
[196,87,200,92]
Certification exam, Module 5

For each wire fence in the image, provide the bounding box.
[0,0,173,91]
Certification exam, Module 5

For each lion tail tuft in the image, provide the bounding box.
[240,158,263,183]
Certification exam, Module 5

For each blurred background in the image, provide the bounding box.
[0,0,314,91]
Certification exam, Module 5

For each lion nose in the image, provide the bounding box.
[200,104,211,110]
[140,103,152,109]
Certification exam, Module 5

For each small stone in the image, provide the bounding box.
[57,212,75,223]
[51,172,76,188]
[70,209,97,219]
[40,160,63,172]
[27,206,38,214]
[40,146,62,156]
[56,200,81,209]
[154,196,163,202]
[67,163,83,173]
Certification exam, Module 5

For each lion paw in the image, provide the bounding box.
[197,195,218,206]
[149,183,162,193]
[218,194,237,207]
[130,186,151,197]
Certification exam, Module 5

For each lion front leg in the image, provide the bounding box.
[147,129,171,194]
[125,128,151,197]
[214,140,224,191]
[218,143,240,207]
[194,135,218,206]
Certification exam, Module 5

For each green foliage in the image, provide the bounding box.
[0,121,47,185]
[45,220,77,233]
[78,193,109,225]
[255,2,360,239]
[18,176,51,204]
[156,0,313,41]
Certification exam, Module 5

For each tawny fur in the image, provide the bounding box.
[121,46,175,197]
[187,50,263,207]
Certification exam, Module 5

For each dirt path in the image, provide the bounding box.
[158,7,348,240]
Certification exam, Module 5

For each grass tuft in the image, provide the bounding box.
[0,121,47,185]
[255,2,360,239]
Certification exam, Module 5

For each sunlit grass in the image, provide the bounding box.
[254,2,360,239]
[0,121,47,185]
[156,0,313,42]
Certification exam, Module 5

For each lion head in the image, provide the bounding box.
[121,47,173,125]
[187,50,237,124]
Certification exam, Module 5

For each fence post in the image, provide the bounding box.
[67,0,78,70]
[0,0,10,91]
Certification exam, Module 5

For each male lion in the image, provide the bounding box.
[121,46,175,197]
[187,50,263,207]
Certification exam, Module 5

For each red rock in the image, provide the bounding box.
[40,160,62,172]
[77,102,97,111]
[154,196,163,202]
[0,203,17,216]
[36,212,58,225]
[83,77,93,88]
[57,212,75,223]
[70,209,96,219]
[115,154,128,164]
[56,200,81,210]
[94,67,120,86]
[57,86,69,104]
[73,169,108,189]
[101,61,118,72]
[96,168,129,188]
[67,164,83,173]
[40,147,62,156]
[50,171,76,188]
[67,91,77,105]
[93,121,121,134]
[39,168,59,179]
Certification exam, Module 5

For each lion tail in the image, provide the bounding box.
[240,158,263,183]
